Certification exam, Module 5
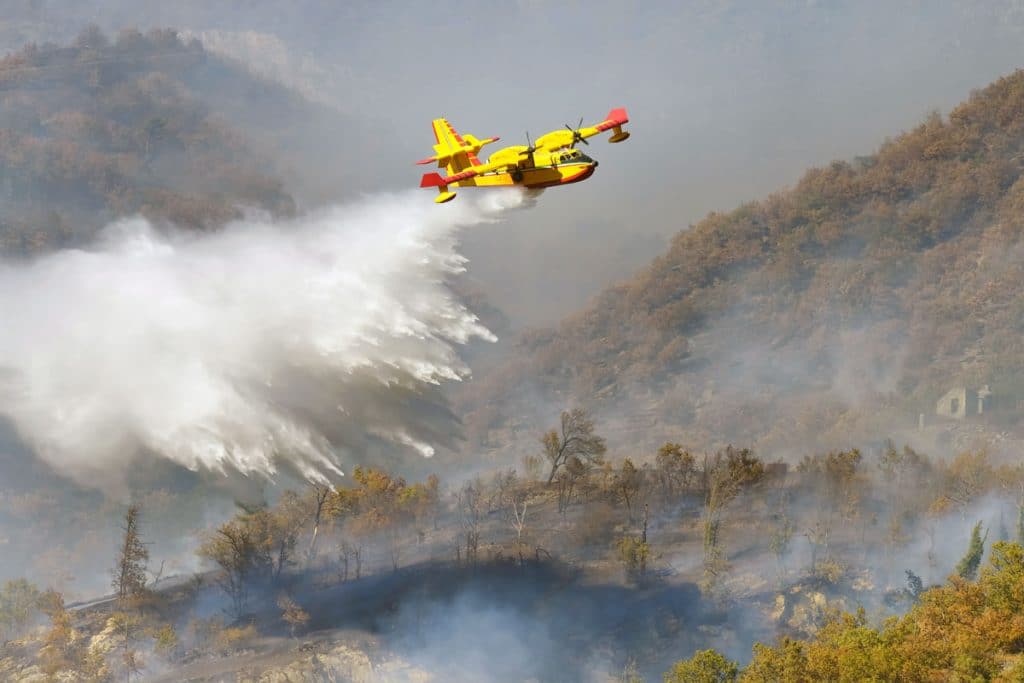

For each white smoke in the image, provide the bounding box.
[0,190,526,485]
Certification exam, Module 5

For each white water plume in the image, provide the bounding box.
[0,189,529,485]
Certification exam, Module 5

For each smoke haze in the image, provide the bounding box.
[0,190,527,486]
[9,2,1024,325]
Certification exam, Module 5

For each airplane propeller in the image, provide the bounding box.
[565,117,590,147]
[520,131,538,163]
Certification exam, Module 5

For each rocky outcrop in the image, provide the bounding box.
[236,642,432,683]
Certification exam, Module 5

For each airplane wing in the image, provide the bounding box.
[417,118,507,202]
[415,118,499,173]
[534,108,630,152]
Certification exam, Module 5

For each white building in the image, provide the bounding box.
[935,385,991,419]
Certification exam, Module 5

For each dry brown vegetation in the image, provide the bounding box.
[4,418,1024,680]
[456,69,1024,461]
[4,21,1024,683]
[0,26,297,254]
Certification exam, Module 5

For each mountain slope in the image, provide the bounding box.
[0,26,375,254]
[458,69,1024,459]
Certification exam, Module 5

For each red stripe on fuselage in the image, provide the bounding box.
[523,164,596,189]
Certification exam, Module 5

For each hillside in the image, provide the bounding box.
[457,69,1024,461]
[0,26,378,255]
[0,25,382,590]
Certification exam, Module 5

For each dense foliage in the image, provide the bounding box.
[669,541,1024,682]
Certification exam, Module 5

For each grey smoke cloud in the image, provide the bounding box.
[0,190,528,486]
[12,2,1024,325]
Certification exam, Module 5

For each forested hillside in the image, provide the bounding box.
[458,70,1024,459]
[0,26,369,254]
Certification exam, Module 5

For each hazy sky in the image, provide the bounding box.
[5,0,1024,323]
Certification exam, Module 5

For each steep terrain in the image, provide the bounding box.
[457,69,1024,462]
[0,26,373,591]
[0,26,379,255]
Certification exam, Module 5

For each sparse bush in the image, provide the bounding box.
[213,623,258,654]
[616,536,650,582]
[277,595,310,638]
[812,559,846,585]
[153,623,180,661]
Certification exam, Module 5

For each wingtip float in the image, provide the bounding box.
[416,108,630,203]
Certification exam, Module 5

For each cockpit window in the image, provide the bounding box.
[558,150,592,164]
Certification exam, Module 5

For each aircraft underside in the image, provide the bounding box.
[461,163,596,189]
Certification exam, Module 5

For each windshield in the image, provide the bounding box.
[557,149,593,164]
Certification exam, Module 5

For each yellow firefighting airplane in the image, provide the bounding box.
[417,108,630,203]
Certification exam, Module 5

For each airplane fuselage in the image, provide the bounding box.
[457,147,597,189]
[452,161,596,189]
[418,108,627,203]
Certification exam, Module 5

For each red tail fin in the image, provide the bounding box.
[606,108,629,125]
[420,172,446,188]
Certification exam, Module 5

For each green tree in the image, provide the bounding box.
[741,639,810,682]
[112,504,149,604]
[702,447,764,588]
[905,570,924,601]
[663,649,739,683]
[616,536,651,583]
[955,521,988,580]
[979,541,1024,612]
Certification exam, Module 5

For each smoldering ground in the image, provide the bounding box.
[173,558,737,683]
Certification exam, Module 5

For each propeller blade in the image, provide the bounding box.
[520,131,536,161]
[565,117,588,148]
